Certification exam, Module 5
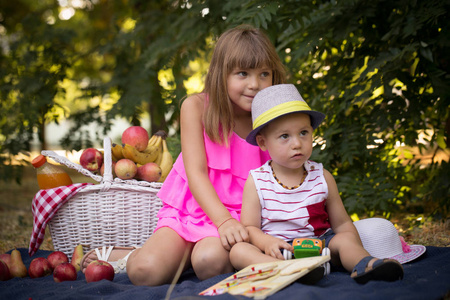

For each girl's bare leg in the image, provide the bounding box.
[191,236,234,280]
[126,227,193,286]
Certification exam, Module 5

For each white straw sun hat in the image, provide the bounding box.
[246,84,325,145]
[354,218,426,264]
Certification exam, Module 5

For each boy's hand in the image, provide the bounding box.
[217,218,249,251]
[263,237,292,260]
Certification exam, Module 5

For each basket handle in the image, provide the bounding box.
[41,137,114,184]
[41,150,103,183]
[102,137,113,183]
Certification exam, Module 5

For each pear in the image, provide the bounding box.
[9,249,27,278]
[71,244,84,272]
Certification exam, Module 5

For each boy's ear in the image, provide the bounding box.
[256,134,267,151]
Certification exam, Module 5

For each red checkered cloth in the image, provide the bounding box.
[29,183,92,256]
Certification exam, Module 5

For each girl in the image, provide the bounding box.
[80,25,286,286]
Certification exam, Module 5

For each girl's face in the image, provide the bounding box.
[227,67,273,114]
[256,113,313,171]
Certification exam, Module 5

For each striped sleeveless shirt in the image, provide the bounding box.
[250,160,331,241]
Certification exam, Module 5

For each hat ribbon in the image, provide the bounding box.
[253,101,312,130]
[399,236,412,253]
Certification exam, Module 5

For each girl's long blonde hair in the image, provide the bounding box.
[203,25,286,145]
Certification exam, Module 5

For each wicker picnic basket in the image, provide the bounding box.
[42,137,163,256]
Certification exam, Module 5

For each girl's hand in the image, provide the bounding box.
[217,218,249,251]
[263,237,292,260]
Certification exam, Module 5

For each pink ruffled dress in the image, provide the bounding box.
[155,130,270,242]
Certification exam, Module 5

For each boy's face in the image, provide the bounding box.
[256,112,313,170]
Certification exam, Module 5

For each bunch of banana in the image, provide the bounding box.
[111,143,125,161]
[158,137,174,182]
[122,133,163,165]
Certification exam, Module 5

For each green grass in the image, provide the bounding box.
[0,165,97,254]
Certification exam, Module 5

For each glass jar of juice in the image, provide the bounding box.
[31,154,73,189]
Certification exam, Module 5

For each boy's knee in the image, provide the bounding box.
[229,242,247,262]
[329,231,361,249]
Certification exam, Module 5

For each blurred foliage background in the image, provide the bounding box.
[1,0,449,220]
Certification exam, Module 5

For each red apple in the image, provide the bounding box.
[47,251,69,270]
[85,260,114,283]
[80,148,104,172]
[53,262,77,282]
[0,254,11,269]
[114,159,137,180]
[28,257,53,278]
[122,126,149,152]
[0,259,11,281]
[136,162,162,182]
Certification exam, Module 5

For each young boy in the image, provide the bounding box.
[230,84,404,284]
